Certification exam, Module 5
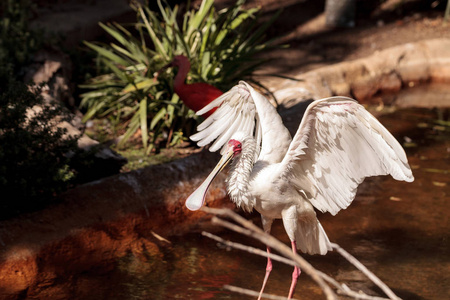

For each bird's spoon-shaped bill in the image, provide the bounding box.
[185,148,234,211]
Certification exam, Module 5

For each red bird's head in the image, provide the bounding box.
[154,55,190,79]
[171,55,190,68]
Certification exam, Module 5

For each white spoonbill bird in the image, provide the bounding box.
[185,81,414,299]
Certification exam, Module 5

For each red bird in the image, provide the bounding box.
[160,55,222,117]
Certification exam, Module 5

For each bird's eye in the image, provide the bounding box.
[231,141,242,155]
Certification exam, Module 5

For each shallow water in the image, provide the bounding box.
[79,106,449,300]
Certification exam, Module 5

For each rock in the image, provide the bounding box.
[274,38,450,106]
[378,71,402,94]
[315,63,352,96]
[59,120,128,182]
[25,48,76,111]
[395,42,429,85]
[24,48,127,182]
[422,38,450,82]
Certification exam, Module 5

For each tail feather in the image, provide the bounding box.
[295,219,332,255]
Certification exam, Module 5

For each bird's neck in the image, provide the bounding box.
[226,137,257,212]
[173,61,191,90]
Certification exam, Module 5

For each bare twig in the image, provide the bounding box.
[331,243,401,300]
[201,207,402,300]
[203,231,392,300]
[316,270,391,300]
[150,230,172,244]
[223,284,297,300]
[202,231,295,267]
[201,206,338,300]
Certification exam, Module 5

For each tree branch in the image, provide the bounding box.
[202,206,337,300]
[223,284,297,300]
[203,230,393,300]
[330,243,401,300]
[201,207,401,300]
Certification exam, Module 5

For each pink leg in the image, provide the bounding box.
[287,241,301,299]
[257,246,273,300]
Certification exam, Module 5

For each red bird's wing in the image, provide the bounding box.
[176,82,222,117]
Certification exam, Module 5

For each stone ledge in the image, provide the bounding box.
[273,38,450,108]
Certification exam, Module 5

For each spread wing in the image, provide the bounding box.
[279,97,414,216]
[190,82,261,157]
[190,81,291,163]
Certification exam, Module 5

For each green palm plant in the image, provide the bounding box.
[80,0,281,153]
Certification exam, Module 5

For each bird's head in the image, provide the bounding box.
[228,138,243,156]
[171,55,189,67]
[185,134,248,211]
[154,55,190,79]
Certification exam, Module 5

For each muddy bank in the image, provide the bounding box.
[0,38,449,299]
